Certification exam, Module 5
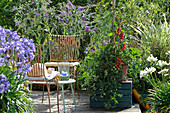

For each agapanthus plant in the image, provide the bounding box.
[0,74,11,94]
[0,26,35,112]
[140,54,170,112]
[0,26,35,74]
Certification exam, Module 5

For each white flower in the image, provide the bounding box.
[147,54,158,62]
[140,70,148,78]
[156,60,169,67]
[164,74,169,76]
[147,67,156,74]
[165,51,170,55]
[158,69,169,74]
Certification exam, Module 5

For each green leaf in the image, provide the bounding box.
[108,32,113,36]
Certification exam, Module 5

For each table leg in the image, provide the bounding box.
[30,83,32,91]
[71,83,76,107]
[62,84,65,113]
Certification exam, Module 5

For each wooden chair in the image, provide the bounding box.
[47,34,81,98]
[25,45,60,113]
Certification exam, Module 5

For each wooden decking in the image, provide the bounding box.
[31,90,141,113]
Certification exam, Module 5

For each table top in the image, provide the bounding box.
[45,62,80,67]
[58,79,76,84]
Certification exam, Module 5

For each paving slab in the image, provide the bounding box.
[31,90,141,113]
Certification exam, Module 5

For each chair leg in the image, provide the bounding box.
[55,79,60,113]
[76,69,79,99]
[73,67,76,95]
[62,84,65,113]
[47,84,51,113]
[42,84,44,103]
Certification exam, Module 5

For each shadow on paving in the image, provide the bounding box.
[30,90,141,113]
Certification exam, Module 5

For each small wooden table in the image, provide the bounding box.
[45,62,80,99]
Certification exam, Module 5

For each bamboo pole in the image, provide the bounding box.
[112,0,116,55]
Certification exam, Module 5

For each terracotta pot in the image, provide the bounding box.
[122,63,128,76]
[120,63,128,81]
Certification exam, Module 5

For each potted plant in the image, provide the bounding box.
[80,26,133,109]
[114,27,132,81]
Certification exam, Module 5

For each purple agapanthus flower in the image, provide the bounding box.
[85,26,91,32]
[12,8,17,12]
[0,26,35,74]
[0,74,12,93]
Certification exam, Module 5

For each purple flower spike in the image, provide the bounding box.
[65,18,69,23]
[36,13,39,16]
[85,26,91,32]
[82,16,87,20]
[12,8,17,12]
[68,0,75,9]
[68,12,72,16]
[42,6,45,9]
[47,3,50,5]
[31,2,34,4]
[15,21,19,26]
[61,12,66,16]
[92,28,97,32]
[81,21,86,24]
[89,4,96,8]
[78,6,85,11]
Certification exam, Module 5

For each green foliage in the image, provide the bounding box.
[0,65,35,113]
[127,45,152,93]
[130,17,170,62]
[0,0,21,28]
[14,0,57,44]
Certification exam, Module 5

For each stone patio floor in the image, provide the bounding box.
[31,90,141,113]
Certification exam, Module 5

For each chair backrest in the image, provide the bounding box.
[49,35,81,62]
[27,45,46,77]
